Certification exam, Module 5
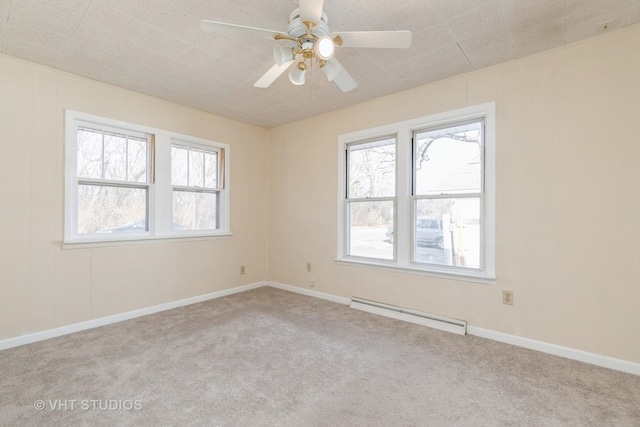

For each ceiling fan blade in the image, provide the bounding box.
[200,20,284,40]
[298,0,324,23]
[253,60,295,88]
[328,58,357,92]
[333,30,412,49]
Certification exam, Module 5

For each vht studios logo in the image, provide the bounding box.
[34,399,143,411]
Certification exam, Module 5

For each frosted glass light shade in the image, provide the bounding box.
[289,66,306,85]
[314,35,335,60]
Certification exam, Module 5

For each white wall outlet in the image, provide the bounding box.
[306,262,312,272]
[240,266,246,275]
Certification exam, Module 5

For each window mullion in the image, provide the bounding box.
[395,127,411,265]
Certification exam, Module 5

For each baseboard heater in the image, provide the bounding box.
[350,297,467,336]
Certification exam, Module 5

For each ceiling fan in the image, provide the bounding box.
[200,0,412,92]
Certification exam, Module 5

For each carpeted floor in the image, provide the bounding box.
[1,287,639,426]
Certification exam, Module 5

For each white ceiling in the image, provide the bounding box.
[1,0,639,128]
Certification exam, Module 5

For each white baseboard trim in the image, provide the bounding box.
[3,280,639,377]
[267,282,640,376]
[267,281,351,305]
[467,326,640,377]
[0,281,267,351]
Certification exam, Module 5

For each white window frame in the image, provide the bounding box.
[64,110,231,246]
[337,102,496,284]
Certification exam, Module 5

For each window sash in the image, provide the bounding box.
[172,188,220,231]
[410,194,484,271]
[76,126,151,183]
[171,141,223,191]
[346,199,396,261]
[345,136,396,200]
[412,119,485,197]
[76,182,150,236]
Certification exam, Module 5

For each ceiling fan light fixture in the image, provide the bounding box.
[273,45,295,66]
[289,62,306,85]
[314,35,335,61]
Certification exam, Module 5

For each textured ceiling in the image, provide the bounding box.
[1,0,639,128]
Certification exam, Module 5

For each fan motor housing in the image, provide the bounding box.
[286,8,330,45]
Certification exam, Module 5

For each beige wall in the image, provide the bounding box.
[2,24,640,365]
[268,25,640,364]
[0,54,269,340]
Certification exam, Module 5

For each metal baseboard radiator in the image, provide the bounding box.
[350,297,467,336]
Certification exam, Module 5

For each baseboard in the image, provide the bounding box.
[267,281,351,305]
[3,280,639,377]
[267,283,640,376]
[467,326,640,377]
[0,281,267,351]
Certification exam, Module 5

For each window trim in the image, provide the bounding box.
[64,110,231,246]
[337,103,496,284]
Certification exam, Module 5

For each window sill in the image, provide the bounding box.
[63,232,233,250]
[334,257,496,285]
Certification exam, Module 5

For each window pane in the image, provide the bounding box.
[415,121,482,195]
[204,151,217,188]
[414,198,480,269]
[348,200,394,260]
[173,190,217,230]
[348,138,395,199]
[77,184,147,234]
[171,146,188,186]
[128,137,147,183]
[77,129,102,179]
[103,134,127,181]
[188,150,204,187]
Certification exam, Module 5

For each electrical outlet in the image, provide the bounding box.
[240,266,246,275]
[306,262,311,273]
[502,290,513,305]
[309,280,315,288]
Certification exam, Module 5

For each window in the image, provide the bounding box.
[171,143,221,231]
[75,126,151,235]
[338,103,495,283]
[413,120,483,269]
[65,111,230,244]
[346,137,396,260]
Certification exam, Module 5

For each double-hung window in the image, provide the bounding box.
[412,120,484,269]
[345,137,396,260]
[171,143,222,231]
[338,103,495,283]
[65,110,230,245]
[74,125,151,236]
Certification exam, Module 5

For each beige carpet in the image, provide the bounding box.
[1,287,639,426]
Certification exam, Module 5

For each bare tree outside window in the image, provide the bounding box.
[171,144,220,231]
[413,121,483,268]
[76,128,149,234]
[346,137,395,260]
